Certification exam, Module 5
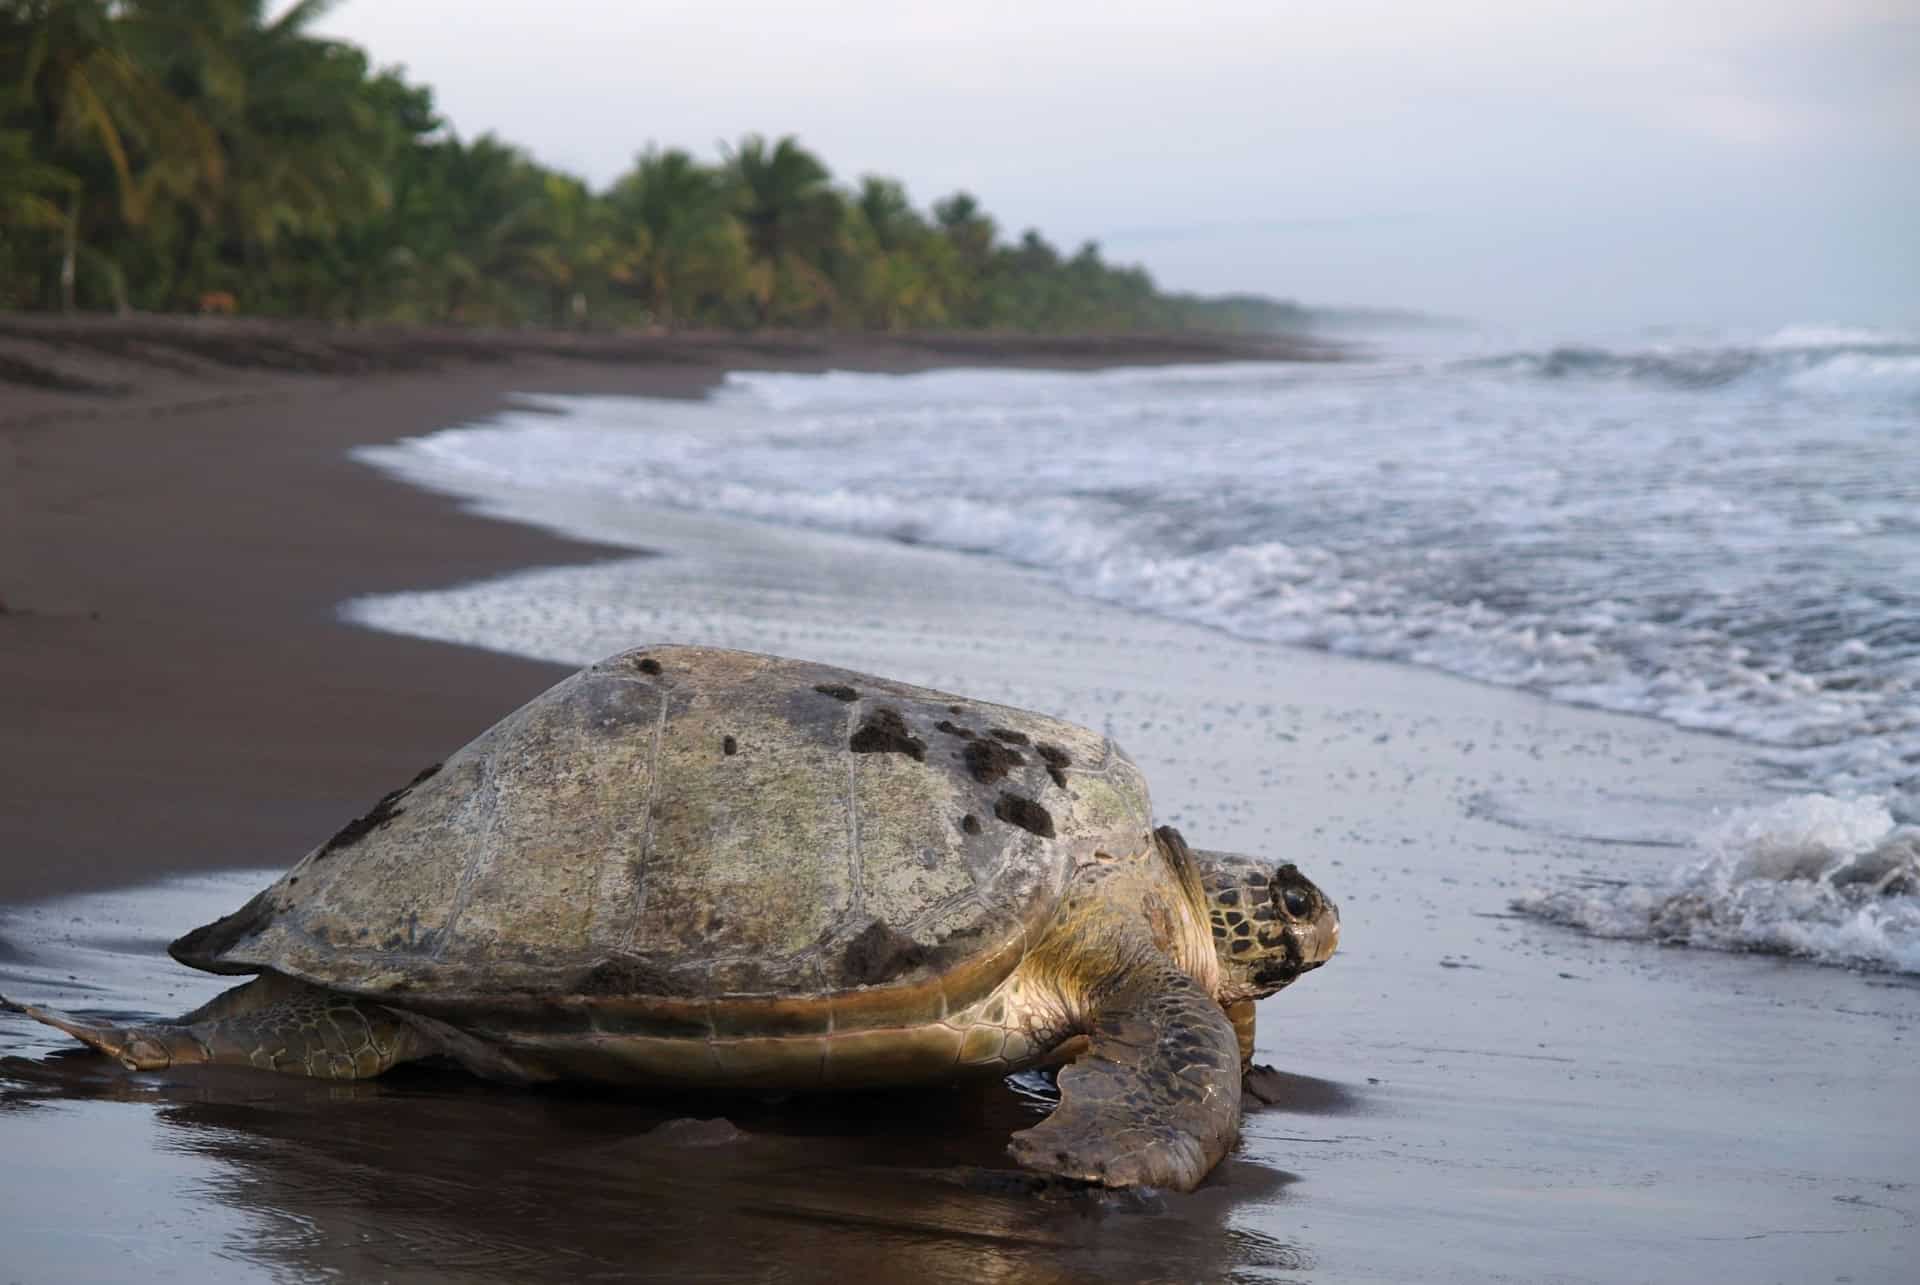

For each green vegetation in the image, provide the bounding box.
[0,0,1308,332]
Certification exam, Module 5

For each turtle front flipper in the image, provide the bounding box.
[1224,998,1300,1107]
[1007,963,1242,1192]
[3,974,429,1079]
[1227,997,1258,1069]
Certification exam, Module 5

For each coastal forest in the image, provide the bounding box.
[1,0,1303,333]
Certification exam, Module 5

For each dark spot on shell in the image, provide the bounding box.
[1231,939,1253,954]
[961,814,982,835]
[849,708,926,761]
[964,738,1024,783]
[313,763,441,861]
[722,735,738,756]
[1036,742,1072,787]
[1211,923,1228,940]
[814,683,859,702]
[935,720,975,739]
[988,727,1030,746]
[1225,911,1245,926]
[635,657,662,675]
[1234,922,1252,937]
[842,920,929,986]
[1216,889,1240,907]
[994,792,1055,838]
[576,955,689,998]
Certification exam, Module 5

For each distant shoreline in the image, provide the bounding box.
[0,314,1340,429]
[0,315,1334,901]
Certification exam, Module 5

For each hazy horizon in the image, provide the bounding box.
[313,1,1918,333]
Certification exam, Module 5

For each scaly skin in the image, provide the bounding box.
[997,826,1337,1190]
[1,974,426,1078]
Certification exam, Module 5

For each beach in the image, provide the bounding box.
[2,323,1916,1283]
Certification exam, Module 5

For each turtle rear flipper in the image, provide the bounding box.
[3,994,182,1070]
[3,975,429,1079]
[1006,962,1241,1192]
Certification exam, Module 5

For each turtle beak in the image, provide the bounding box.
[1285,896,1339,978]
[1318,900,1340,963]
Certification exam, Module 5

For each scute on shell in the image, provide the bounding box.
[171,646,1152,1027]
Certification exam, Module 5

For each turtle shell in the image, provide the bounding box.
[172,646,1153,1031]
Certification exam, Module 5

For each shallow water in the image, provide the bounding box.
[2,1047,1304,1284]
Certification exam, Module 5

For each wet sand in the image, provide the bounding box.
[4,346,1918,1283]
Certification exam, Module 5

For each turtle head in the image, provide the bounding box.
[1192,848,1340,1003]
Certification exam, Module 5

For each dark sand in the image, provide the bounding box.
[3,319,1915,1284]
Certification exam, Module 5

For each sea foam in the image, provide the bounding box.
[1513,795,1920,974]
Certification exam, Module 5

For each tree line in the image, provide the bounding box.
[1,1,1307,333]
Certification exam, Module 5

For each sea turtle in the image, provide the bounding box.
[5,645,1338,1190]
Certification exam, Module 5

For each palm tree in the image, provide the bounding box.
[3,0,212,308]
[518,171,614,326]
[932,190,996,267]
[0,128,75,229]
[605,146,738,326]
[401,133,563,323]
[852,175,924,254]
[127,0,392,308]
[724,134,842,324]
[930,191,997,326]
[844,176,946,330]
[316,67,442,320]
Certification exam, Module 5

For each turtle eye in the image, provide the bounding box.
[1280,886,1313,919]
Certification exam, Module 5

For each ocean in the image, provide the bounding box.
[349,324,1920,973]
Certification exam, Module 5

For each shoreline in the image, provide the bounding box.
[0,320,1330,903]
[0,313,1339,428]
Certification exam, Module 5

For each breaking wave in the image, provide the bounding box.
[1513,795,1920,974]
[1460,326,1920,397]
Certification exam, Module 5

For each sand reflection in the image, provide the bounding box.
[1,1049,1316,1283]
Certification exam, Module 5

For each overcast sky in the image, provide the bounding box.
[313,1,1918,332]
